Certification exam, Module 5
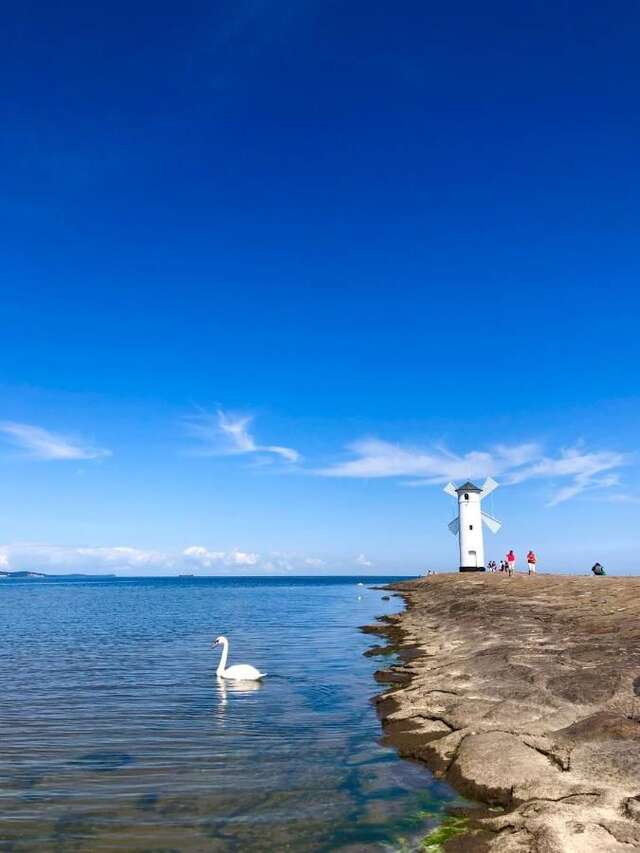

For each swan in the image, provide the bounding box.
[212,636,265,681]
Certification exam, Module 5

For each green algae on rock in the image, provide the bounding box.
[422,816,470,851]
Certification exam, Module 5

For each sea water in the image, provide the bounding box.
[0,577,460,851]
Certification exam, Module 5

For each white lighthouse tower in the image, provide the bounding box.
[444,478,501,572]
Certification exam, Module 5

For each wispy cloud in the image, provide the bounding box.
[316,438,540,481]
[316,437,627,505]
[355,553,373,567]
[600,492,640,505]
[506,448,625,505]
[184,408,300,463]
[0,421,110,461]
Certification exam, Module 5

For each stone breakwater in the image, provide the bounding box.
[367,574,640,852]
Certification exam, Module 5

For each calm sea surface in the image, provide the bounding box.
[0,576,459,851]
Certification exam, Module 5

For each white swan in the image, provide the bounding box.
[212,636,266,681]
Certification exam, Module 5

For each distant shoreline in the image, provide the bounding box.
[0,571,117,578]
[367,573,640,851]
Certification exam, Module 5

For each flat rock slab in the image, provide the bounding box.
[373,573,640,852]
[448,732,560,806]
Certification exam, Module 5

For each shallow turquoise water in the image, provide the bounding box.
[0,576,459,851]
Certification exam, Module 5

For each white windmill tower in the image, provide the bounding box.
[443,478,501,572]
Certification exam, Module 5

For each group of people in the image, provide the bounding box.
[487,549,538,576]
[486,555,608,576]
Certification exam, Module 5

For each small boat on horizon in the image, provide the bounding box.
[178,573,195,578]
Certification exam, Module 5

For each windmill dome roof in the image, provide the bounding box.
[456,481,482,493]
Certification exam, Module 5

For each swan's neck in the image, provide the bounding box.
[216,639,229,675]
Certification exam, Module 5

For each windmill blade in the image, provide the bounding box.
[481,511,502,534]
[448,517,460,535]
[480,477,499,498]
[443,482,458,497]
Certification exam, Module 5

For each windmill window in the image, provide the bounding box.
[464,493,469,500]
[469,524,473,530]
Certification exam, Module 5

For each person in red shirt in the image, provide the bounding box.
[506,550,516,576]
[527,550,537,575]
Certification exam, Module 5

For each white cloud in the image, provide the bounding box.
[0,421,110,461]
[182,545,225,564]
[184,409,300,463]
[316,437,627,506]
[0,542,325,575]
[0,542,381,577]
[75,546,171,567]
[228,550,260,566]
[183,545,259,567]
[0,543,171,573]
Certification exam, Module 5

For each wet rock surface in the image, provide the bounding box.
[370,573,640,852]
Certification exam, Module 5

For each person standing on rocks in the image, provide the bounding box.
[506,550,516,576]
[527,550,537,575]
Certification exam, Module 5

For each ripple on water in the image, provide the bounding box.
[70,752,134,773]
[0,577,461,851]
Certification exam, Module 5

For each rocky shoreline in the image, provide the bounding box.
[366,574,640,852]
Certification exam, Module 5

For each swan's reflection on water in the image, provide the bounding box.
[214,675,263,716]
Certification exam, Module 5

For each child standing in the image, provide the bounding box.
[527,550,537,575]
[506,550,516,576]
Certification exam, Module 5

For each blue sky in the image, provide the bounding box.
[1,1,639,574]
